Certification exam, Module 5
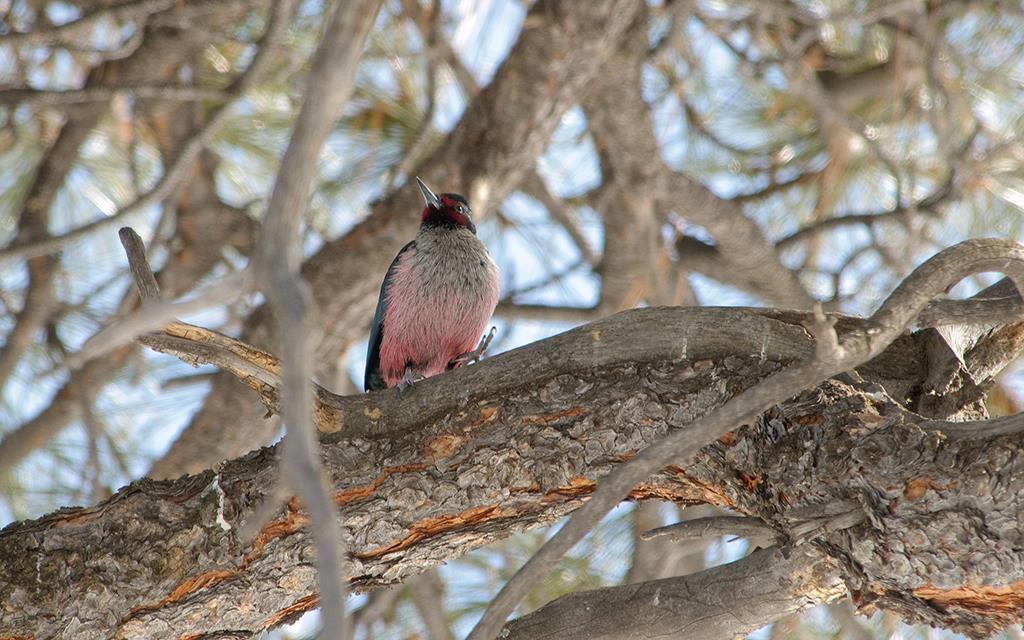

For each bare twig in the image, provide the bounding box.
[67,268,251,369]
[251,1,383,638]
[466,238,1024,640]
[400,0,479,96]
[64,227,250,369]
[391,0,442,185]
[494,302,600,323]
[776,171,955,250]
[521,170,599,265]
[119,228,161,303]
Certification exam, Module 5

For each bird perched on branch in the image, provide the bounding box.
[364,177,500,391]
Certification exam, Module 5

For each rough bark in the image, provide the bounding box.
[150,0,644,479]
[2,306,1023,639]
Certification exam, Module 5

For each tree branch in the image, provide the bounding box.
[775,178,954,250]
[502,547,845,640]
[0,85,229,107]
[250,0,382,636]
[0,0,174,47]
[641,515,780,547]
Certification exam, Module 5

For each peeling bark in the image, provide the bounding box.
[2,307,1023,639]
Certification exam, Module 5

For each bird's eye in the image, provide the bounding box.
[457,205,466,214]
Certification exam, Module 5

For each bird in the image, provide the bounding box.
[364,177,500,391]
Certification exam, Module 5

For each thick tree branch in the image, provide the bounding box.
[584,7,671,310]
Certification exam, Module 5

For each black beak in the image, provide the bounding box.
[415,177,441,210]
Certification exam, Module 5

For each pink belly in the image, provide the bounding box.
[378,278,497,387]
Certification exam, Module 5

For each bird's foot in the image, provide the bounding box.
[450,326,497,368]
[396,368,425,392]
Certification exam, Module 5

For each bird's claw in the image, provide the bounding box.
[451,326,497,367]
[396,369,425,392]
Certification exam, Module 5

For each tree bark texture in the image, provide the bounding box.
[2,307,1022,639]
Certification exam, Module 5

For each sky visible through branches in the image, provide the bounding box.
[2,0,1024,638]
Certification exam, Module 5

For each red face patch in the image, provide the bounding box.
[421,194,475,231]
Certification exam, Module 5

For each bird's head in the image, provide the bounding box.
[416,177,476,234]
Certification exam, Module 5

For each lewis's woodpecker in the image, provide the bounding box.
[364,178,500,391]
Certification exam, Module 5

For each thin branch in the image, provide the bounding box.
[776,173,955,250]
[67,265,251,369]
[391,0,441,185]
[410,569,457,640]
[251,1,383,638]
[466,238,1024,640]
[119,227,161,303]
[520,170,600,265]
[495,302,600,324]
[61,227,250,370]
[400,0,479,96]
